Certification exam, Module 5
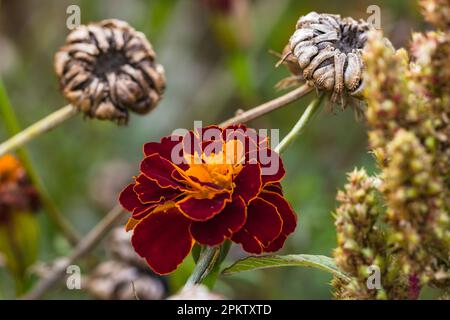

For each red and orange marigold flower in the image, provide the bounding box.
[0,154,40,222]
[119,125,297,275]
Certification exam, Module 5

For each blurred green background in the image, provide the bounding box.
[0,0,425,299]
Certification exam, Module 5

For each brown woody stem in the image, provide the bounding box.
[22,204,125,300]
[219,83,313,127]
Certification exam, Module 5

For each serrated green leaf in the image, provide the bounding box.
[221,254,350,282]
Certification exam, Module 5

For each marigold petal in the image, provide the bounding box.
[134,174,181,204]
[183,126,224,157]
[259,190,297,236]
[202,140,224,157]
[131,207,193,275]
[176,192,231,221]
[242,197,282,246]
[143,135,183,160]
[132,204,158,220]
[195,125,223,143]
[125,217,139,231]
[263,234,287,253]
[140,154,187,190]
[233,164,262,203]
[119,183,155,218]
[119,183,141,212]
[222,124,247,135]
[223,125,260,156]
[264,182,283,195]
[182,130,202,156]
[190,196,246,246]
[185,165,212,184]
[259,148,285,186]
[231,228,263,254]
[200,128,224,157]
[188,175,222,190]
[222,125,249,143]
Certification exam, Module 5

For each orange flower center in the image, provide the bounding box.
[182,140,245,199]
[0,155,22,184]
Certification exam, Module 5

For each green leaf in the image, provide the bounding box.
[221,254,350,282]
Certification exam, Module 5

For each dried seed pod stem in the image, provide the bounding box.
[23,204,125,300]
[275,92,325,154]
[0,104,78,158]
[220,83,314,127]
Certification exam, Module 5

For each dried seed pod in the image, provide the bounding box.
[54,19,166,124]
[86,261,166,300]
[274,44,305,90]
[107,227,149,270]
[286,12,377,105]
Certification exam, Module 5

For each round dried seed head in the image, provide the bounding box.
[274,44,305,90]
[86,260,166,300]
[54,19,166,124]
[288,12,374,105]
[281,44,303,78]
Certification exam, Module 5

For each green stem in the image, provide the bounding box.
[274,93,325,154]
[0,104,78,157]
[185,246,221,287]
[201,240,231,289]
[0,78,81,246]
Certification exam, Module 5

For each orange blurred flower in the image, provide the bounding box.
[0,155,40,222]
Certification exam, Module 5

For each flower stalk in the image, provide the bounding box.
[219,83,313,127]
[275,93,325,154]
[185,246,221,287]
[0,104,78,158]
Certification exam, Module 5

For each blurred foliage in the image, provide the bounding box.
[0,0,425,299]
[0,211,39,294]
